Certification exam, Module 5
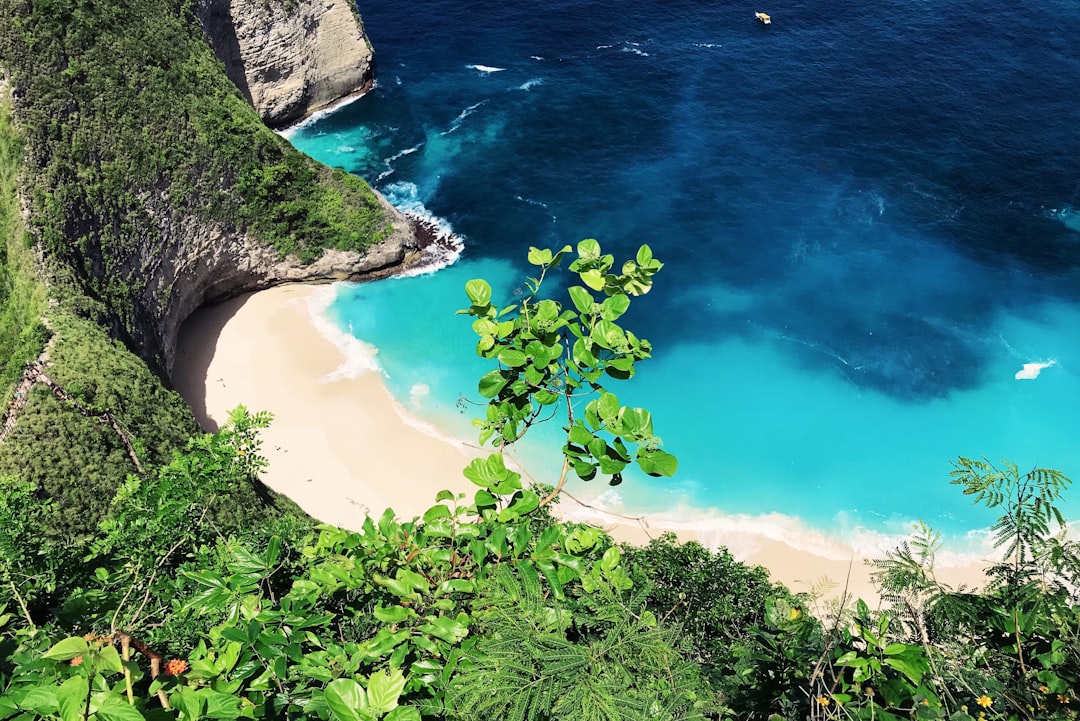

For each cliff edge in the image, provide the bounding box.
[198,0,375,127]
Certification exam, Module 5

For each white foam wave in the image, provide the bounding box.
[276,87,373,139]
[556,492,1000,569]
[385,388,473,453]
[381,182,465,276]
[517,78,544,91]
[621,46,650,57]
[693,42,722,48]
[442,100,488,136]
[375,144,422,182]
[530,55,545,61]
[596,44,614,50]
[467,64,505,73]
[302,285,384,381]
[1048,206,1080,233]
[1015,359,1057,379]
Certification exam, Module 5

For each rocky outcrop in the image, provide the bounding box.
[126,190,424,377]
[198,0,374,127]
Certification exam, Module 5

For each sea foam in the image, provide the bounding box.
[304,285,384,381]
[1015,360,1056,380]
[467,64,505,73]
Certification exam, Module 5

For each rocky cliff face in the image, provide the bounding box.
[198,0,374,127]
[126,191,422,377]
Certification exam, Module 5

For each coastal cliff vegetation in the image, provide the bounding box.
[0,0,406,538]
[0,0,1077,717]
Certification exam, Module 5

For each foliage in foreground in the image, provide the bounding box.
[0,245,1078,721]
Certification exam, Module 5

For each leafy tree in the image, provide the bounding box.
[457,240,677,519]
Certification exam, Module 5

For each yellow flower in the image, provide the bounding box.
[976,695,993,708]
[1058,694,1070,704]
[816,696,831,707]
[1040,685,1050,694]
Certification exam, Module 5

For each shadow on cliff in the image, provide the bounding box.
[171,294,251,432]
[197,3,254,107]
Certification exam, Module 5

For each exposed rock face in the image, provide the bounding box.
[198,0,374,127]
[129,190,421,377]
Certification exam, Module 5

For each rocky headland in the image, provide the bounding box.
[197,0,376,127]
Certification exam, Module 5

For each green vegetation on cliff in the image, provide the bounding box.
[0,0,405,532]
[0,92,48,397]
[0,0,395,362]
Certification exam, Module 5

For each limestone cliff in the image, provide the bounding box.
[198,0,375,127]
[137,191,421,377]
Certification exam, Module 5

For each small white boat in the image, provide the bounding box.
[755,11,772,24]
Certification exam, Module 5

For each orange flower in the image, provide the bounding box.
[70,656,84,667]
[1058,694,1071,704]
[976,695,992,708]
[164,659,189,675]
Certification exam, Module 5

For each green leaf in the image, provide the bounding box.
[422,504,451,523]
[568,286,593,313]
[325,679,371,721]
[465,279,492,306]
[498,490,540,521]
[581,269,605,291]
[463,453,514,489]
[373,605,417,624]
[596,392,620,421]
[419,614,470,644]
[636,244,654,267]
[17,687,58,715]
[43,637,89,661]
[577,238,601,260]
[527,247,553,266]
[202,690,242,720]
[367,668,406,714]
[56,676,88,721]
[637,449,678,477]
[174,685,205,721]
[96,645,124,674]
[498,348,527,367]
[384,707,422,721]
[95,696,147,721]
[600,294,630,321]
[477,370,508,398]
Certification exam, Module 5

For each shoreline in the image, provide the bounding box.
[171,283,990,602]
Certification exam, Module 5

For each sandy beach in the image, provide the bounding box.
[171,283,989,603]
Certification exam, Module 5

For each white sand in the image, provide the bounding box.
[171,283,989,601]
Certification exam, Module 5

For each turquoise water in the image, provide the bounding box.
[288,0,1080,551]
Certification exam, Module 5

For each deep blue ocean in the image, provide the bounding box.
[287,0,1080,553]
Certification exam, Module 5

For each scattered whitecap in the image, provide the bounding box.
[467,64,506,73]
[517,78,544,91]
[1048,207,1080,233]
[1015,359,1056,380]
[530,55,545,61]
[442,100,488,136]
[375,144,422,182]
